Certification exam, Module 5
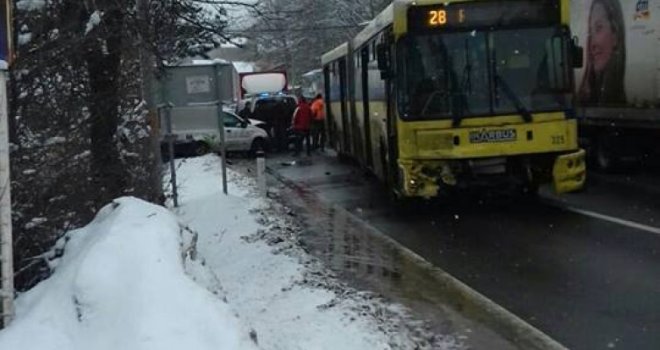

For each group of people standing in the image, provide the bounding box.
[291,94,326,157]
[237,93,326,156]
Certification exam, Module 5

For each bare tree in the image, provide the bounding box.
[9,0,247,290]
[80,1,127,204]
[247,0,391,81]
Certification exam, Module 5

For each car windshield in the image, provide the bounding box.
[222,112,243,128]
[397,26,571,121]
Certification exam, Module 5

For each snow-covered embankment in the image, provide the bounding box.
[0,197,257,350]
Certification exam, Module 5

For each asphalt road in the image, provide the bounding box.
[267,152,660,350]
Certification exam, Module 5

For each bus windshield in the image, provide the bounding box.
[397,27,571,121]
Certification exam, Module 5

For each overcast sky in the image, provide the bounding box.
[221,0,257,30]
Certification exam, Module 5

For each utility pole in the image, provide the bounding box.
[137,0,163,202]
[0,67,12,329]
[0,0,13,329]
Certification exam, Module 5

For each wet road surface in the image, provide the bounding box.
[266,152,660,350]
[274,182,519,349]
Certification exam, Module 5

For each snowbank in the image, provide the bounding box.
[174,156,391,349]
[0,154,460,350]
[16,0,46,11]
[173,155,461,349]
[0,197,257,350]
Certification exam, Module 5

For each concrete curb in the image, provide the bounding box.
[338,207,567,350]
[267,164,568,350]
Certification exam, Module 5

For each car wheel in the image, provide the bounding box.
[195,142,210,156]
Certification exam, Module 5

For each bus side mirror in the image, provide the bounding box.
[376,43,391,79]
[545,36,570,91]
[571,37,584,68]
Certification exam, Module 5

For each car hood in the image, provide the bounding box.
[249,118,266,126]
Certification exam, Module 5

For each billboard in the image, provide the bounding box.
[0,0,11,65]
[571,0,660,107]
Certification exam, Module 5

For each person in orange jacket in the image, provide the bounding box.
[310,94,326,151]
[291,97,312,157]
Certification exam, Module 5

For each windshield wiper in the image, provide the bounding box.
[453,39,473,127]
[491,46,532,123]
[461,39,473,95]
[494,74,533,123]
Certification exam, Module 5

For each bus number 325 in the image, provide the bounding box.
[552,135,566,145]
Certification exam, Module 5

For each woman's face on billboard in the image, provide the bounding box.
[589,2,617,73]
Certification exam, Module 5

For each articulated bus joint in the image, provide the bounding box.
[552,149,587,194]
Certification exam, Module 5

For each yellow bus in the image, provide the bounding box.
[322,0,586,199]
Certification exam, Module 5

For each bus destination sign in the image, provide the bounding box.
[408,0,560,32]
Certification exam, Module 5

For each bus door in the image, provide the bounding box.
[323,66,335,149]
[384,33,399,187]
[339,58,350,154]
[361,47,373,169]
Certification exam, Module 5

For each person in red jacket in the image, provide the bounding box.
[291,97,312,157]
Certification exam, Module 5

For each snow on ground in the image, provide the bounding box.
[0,154,462,350]
[173,155,464,349]
[16,0,46,11]
[0,197,258,350]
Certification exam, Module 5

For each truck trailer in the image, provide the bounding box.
[571,0,660,170]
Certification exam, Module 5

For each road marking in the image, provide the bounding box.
[563,206,660,236]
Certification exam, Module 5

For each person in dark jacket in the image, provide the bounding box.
[238,101,253,120]
[291,97,312,157]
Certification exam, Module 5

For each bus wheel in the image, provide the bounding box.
[380,139,391,187]
[516,161,540,198]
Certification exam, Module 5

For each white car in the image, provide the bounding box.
[161,108,269,158]
[221,111,269,153]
